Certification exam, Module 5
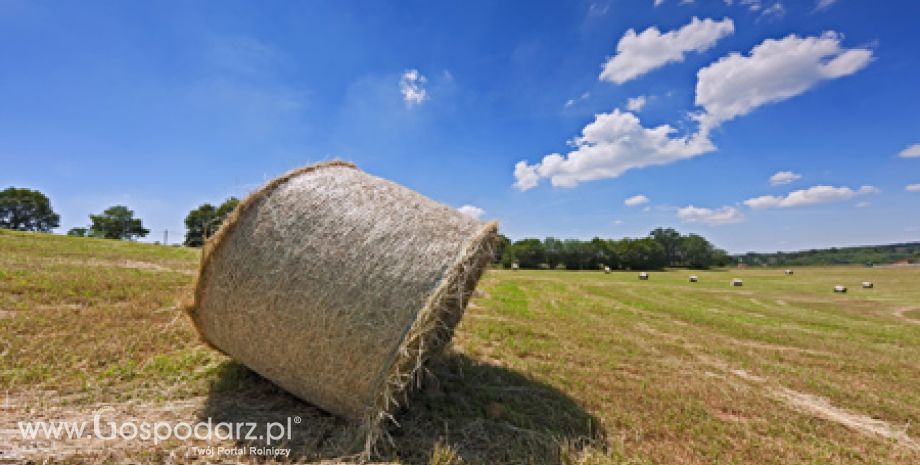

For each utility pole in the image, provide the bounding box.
[163,229,168,245]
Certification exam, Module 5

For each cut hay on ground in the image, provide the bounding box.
[183,161,498,455]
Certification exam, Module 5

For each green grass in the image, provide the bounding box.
[2,229,919,464]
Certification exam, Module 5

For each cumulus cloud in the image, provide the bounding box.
[906,184,920,193]
[769,170,802,185]
[677,205,744,225]
[624,194,650,206]
[626,95,647,112]
[899,143,920,158]
[457,205,485,219]
[399,69,428,106]
[513,109,714,190]
[599,17,734,84]
[515,32,872,191]
[695,32,873,134]
[744,185,879,209]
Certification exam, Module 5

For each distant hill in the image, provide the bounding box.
[736,242,920,266]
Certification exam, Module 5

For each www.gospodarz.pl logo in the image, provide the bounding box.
[16,406,300,456]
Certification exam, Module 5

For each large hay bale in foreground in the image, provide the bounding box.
[183,161,497,451]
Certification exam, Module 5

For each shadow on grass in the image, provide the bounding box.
[200,351,604,464]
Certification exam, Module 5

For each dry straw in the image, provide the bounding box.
[183,161,498,455]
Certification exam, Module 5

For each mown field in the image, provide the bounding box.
[1,229,919,464]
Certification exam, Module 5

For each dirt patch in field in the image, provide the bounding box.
[893,307,920,325]
[36,257,195,275]
[700,356,920,452]
[775,387,919,451]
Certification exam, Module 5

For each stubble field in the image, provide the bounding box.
[1,229,918,464]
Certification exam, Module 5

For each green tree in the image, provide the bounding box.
[509,238,545,269]
[89,205,149,240]
[67,227,88,237]
[543,237,564,269]
[183,197,239,247]
[0,187,60,232]
[681,234,716,269]
[650,227,682,266]
[493,234,511,264]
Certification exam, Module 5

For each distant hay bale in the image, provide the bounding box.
[834,285,847,293]
[689,275,698,282]
[731,278,743,287]
[604,266,611,274]
[784,269,794,275]
[183,161,498,453]
[511,262,519,271]
[862,281,874,289]
[638,272,649,280]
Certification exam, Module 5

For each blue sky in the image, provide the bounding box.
[1,0,918,253]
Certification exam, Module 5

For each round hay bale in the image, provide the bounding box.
[862,281,874,289]
[731,278,743,287]
[604,266,611,274]
[511,262,520,271]
[183,161,498,452]
[638,272,649,280]
[784,269,794,275]
[689,275,698,282]
[834,285,847,293]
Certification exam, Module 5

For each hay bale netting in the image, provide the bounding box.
[834,285,847,293]
[183,161,498,452]
[638,272,649,280]
[862,281,874,289]
[731,278,743,287]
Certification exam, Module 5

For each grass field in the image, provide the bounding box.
[2,229,919,464]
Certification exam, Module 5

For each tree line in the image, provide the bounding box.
[494,228,732,270]
[0,186,237,246]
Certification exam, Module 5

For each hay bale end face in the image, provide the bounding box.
[604,266,611,274]
[183,161,497,451]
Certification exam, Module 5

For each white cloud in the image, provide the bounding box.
[906,184,920,193]
[758,3,785,19]
[564,91,591,108]
[677,205,744,225]
[624,194,650,207]
[769,170,802,185]
[516,32,872,191]
[694,32,873,134]
[626,95,647,112]
[899,143,920,158]
[815,0,838,11]
[588,2,610,16]
[599,17,734,84]
[399,69,428,106]
[457,205,485,219]
[513,109,714,190]
[744,185,879,209]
